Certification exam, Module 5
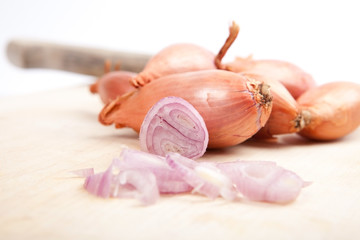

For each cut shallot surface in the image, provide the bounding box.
[140,97,208,159]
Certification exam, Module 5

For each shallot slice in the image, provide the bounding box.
[84,159,159,205]
[117,169,159,205]
[140,97,209,159]
[217,161,306,203]
[80,148,308,205]
[165,153,237,201]
[119,148,192,193]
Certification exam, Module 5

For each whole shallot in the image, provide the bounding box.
[90,60,136,104]
[99,69,272,148]
[297,81,360,140]
[211,25,310,137]
[130,43,216,87]
[224,57,316,99]
[213,24,315,99]
[243,73,306,138]
[130,22,240,87]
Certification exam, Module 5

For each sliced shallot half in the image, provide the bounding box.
[140,97,209,159]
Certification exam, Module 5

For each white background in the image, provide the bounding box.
[1,0,359,97]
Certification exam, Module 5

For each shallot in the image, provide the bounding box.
[130,43,216,87]
[224,57,316,99]
[140,97,208,159]
[243,73,306,138]
[119,148,192,193]
[297,81,360,140]
[216,161,306,203]
[99,69,273,148]
[130,21,239,87]
[165,153,237,201]
[212,25,315,99]
[90,60,136,104]
[84,161,160,204]
[80,148,307,205]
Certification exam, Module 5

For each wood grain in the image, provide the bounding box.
[0,85,359,240]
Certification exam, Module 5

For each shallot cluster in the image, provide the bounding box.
[78,148,307,205]
[93,21,360,144]
[83,22,360,206]
[215,22,360,141]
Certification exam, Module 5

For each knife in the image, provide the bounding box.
[6,39,151,76]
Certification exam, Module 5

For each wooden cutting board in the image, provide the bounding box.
[1,85,359,240]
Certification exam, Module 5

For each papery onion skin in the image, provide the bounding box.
[243,73,306,138]
[140,97,208,159]
[297,81,360,140]
[99,69,273,148]
[90,71,137,104]
[131,43,216,87]
[226,57,315,99]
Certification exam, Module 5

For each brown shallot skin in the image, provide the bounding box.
[226,57,315,99]
[244,73,306,139]
[90,71,137,104]
[297,82,360,140]
[130,43,216,87]
[100,70,273,148]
